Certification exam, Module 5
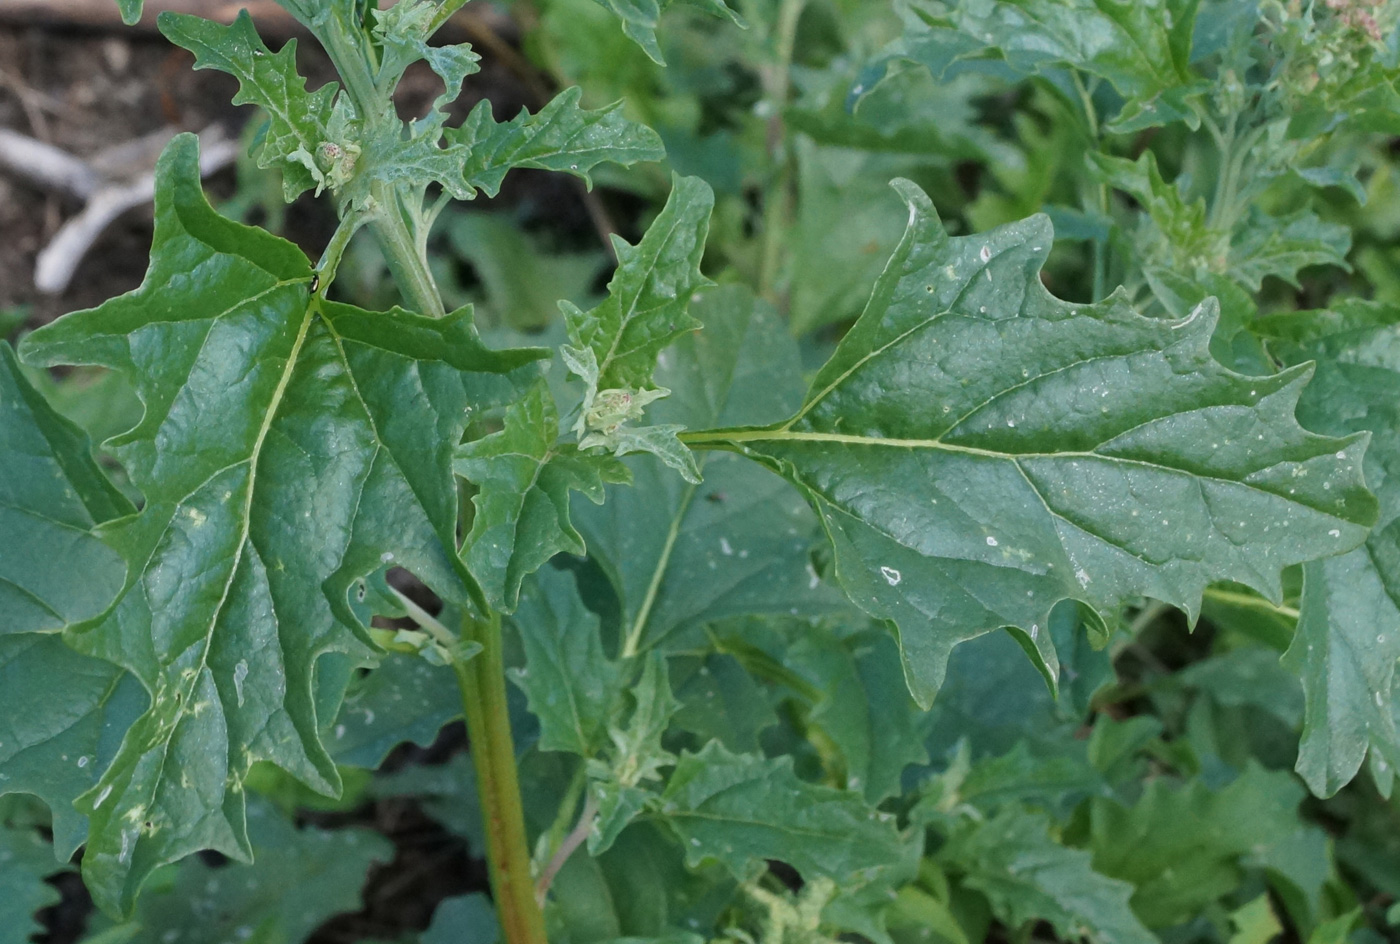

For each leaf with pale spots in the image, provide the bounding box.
[685,180,1375,708]
[16,134,540,916]
[1258,301,1400,797]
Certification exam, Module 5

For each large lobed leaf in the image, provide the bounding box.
[1258,301,1400,796]
[17,134,539,915]
[688,179,1374,708]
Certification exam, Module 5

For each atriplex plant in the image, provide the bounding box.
[6,0,1400,941]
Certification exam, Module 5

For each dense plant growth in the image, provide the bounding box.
[5,0,1400,941]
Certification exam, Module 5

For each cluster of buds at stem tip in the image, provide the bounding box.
[313,138,361,195]
[578,386,670,452]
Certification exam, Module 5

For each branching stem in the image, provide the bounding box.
[535,791,598,906]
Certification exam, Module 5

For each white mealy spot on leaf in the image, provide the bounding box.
[881,566,902,586]
[233,659,249,708]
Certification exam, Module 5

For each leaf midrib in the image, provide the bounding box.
[102,300,316,834]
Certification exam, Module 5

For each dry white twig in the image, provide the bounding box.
[0,124,238,294]
[0,127,99,199]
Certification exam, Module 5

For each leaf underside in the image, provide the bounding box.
[703,179,1374,708]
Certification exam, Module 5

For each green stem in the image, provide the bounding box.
[315,208,368,292]
[429,0,475,34]
[458,612,550,944]
[1207,113,1238,231]
[756,0,807,306]
[1070,72,1108,301]
[312,11,542,940]
[370,182,446,318]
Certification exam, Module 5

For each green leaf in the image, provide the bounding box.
[788,142,924,337]
[574,287,849,656]
[1228,208,1352,291]
[422,894,501,944]
[1092,152,1351,298]
[372,754,482,849]
[560,174,714,480]
[0,343,131,633]
[456,381,628,613]
[0,341,145,857]
[115,0,142,25]
[671,652,778,754]
[509,566,621,757]
[1229,895,1284,944]
[590,0,744,64]
[0,636,145,858]
[330,654,463,768]
[938,806,1155,944]
[17,134,539,916]
[589,652,680,854]
[0,825,67,943]
[88,799,392,944]
[446,212,606,331]
[371,0,480,108]
[953,739,1105,815]
[786,625,932,803]
[658,740,905,883]
[1088,765,1304,928]
[159,11,340,201]
[690,179,1374,708]
[564,174,712,394]
[877,0,1204,131]
[451,87,666,198]
[1257,301,1400,796]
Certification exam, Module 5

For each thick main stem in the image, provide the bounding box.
[312,18,543,940]
[458,612,550,944]
[370,182,446,318]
